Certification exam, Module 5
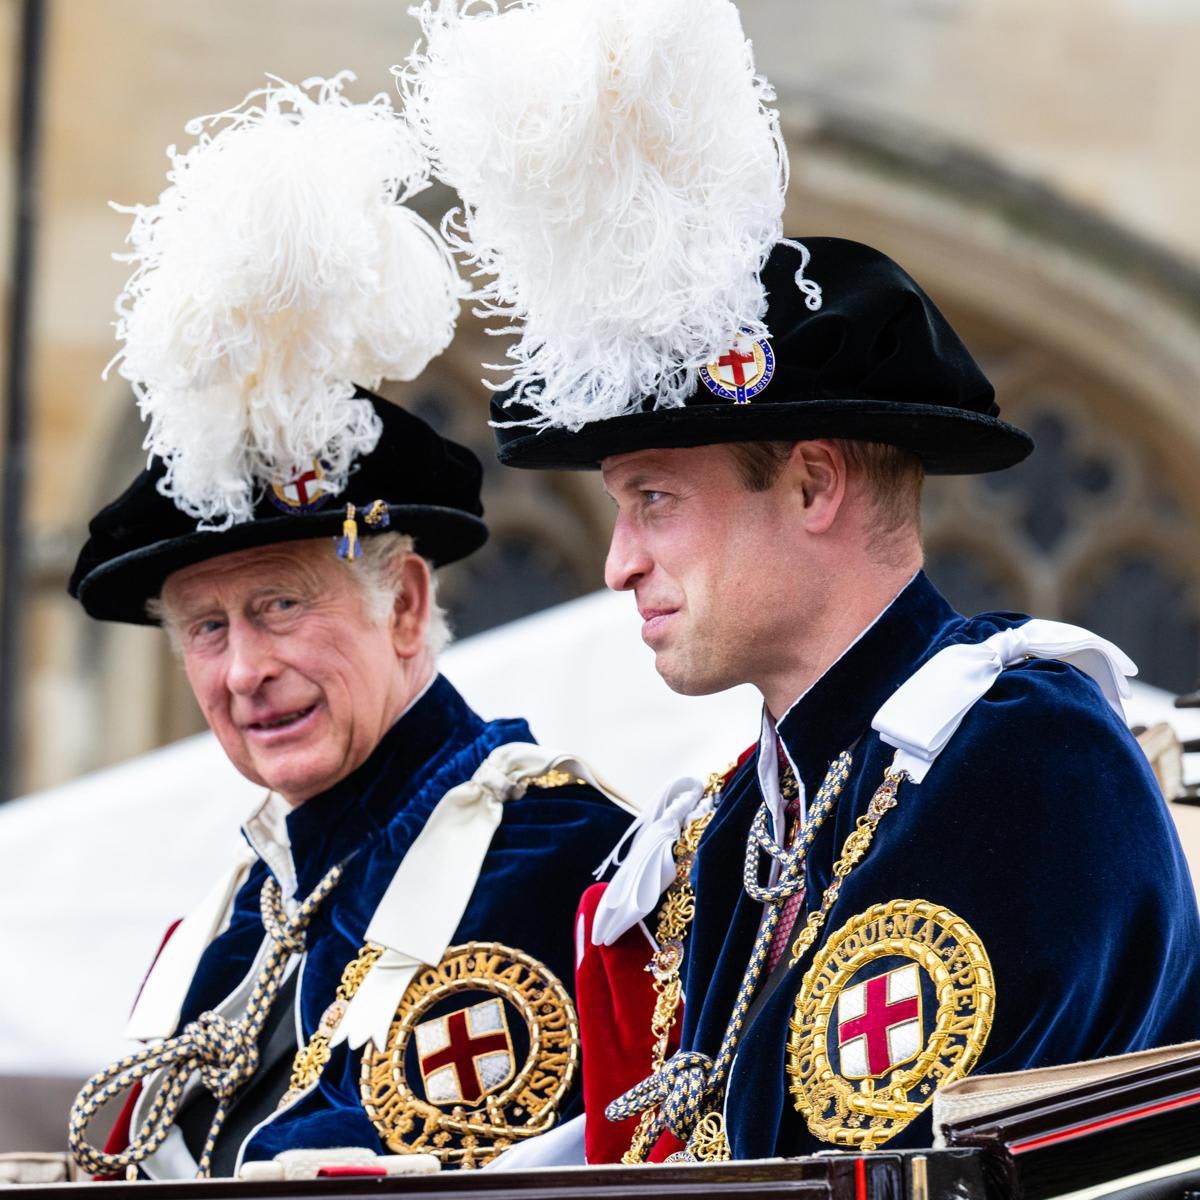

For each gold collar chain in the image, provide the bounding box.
[678,764,907,1164]
[619,777,723,1165]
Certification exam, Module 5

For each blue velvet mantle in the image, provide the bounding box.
[680,572,1200,1158]
[173,673,632,1168]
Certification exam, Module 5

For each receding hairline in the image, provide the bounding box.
[156,540,333,622]
[153,534,414,623]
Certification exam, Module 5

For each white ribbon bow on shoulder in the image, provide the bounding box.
[872,618,1137,784]
[590,776,713,947]
[334,742,630,1051]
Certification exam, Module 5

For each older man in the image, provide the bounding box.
[67,392,631,1179]
[62,74,632,1180]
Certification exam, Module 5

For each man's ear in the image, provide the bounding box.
[786,439,848,535]
[391,554,431,659]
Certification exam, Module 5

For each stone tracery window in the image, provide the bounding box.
[923,338,1200,694]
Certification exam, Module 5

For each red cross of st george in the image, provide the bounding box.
[289,468,320,507]
[839,974,919,1076]
[718,347,756,387]
[420,1011,509,1104]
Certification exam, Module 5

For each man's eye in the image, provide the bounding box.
[188,618,226,642]
[642,490,666,505]
[263,597,302,618]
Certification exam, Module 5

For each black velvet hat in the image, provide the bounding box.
[492,238,1032,473]
[70,389,488,626]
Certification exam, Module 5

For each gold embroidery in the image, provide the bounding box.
[280,942,383,1108]
[525,769,586,789]
[786,899,995,1149]
[665,1111,731,1163]
[620,763,729,1164]
[360,942,577,1169]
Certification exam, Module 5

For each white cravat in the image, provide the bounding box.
[872,618,1136,783]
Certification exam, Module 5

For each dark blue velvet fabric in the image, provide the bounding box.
[680,572,1200,1158]
[174,674,631,1167]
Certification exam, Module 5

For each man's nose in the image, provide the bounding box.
[604,514,652,592]
[225,620,278,695]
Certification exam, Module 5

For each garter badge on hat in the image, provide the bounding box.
[786,899,994,1149]
[269,461,332,515]
[698,332,775,404]
[360,942,577,1169]
[68,73,489,626]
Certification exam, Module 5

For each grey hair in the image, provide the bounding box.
[146,532,453,656]
[353,532,453,656]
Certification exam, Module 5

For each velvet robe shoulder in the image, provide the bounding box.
[679,573,1200,1159]
[165,674,631,1168]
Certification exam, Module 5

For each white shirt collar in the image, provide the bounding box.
[241,790,296,911]
[756,707,803,856]
[755,570,920,852]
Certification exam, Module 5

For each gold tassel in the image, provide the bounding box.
[336,504,359,561]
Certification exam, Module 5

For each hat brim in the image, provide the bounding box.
[75,504,489,626]
[494,398,1033,474]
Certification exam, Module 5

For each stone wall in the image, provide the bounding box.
[5,0,1200,792]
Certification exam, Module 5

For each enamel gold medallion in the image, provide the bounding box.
[786,899,994,1149]
[698,331,776,404]
[360,941,577,1168]
[269,459,332,514]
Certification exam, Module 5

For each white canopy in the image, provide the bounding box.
[0,587,1195,1077]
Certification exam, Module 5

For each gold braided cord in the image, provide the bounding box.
[280,942,383,1108]
[607,755,908,1164]
[619,771,724,1165]
[67,866,342,1180]
[677,767,904,1162]
[786,770,903,967]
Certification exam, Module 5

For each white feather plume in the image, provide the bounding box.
[110,72,464,529]
[400,0,787,430]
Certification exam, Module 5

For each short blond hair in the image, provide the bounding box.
[726,438,924,543]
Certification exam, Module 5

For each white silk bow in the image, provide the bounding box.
[336,744,631,1051]
[872,618,1137,783]
[590,776,713,947]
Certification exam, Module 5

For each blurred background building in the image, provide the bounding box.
[2,0,1199,796]
[2,0,1200,1159]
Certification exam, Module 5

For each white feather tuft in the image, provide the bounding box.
[111,72,464,529]
[400,0,787,430]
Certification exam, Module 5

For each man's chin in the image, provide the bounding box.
[653,655,730,699]
[238,750,336,807]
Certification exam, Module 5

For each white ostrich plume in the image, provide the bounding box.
[110,71,464,529]
[400,0,788,430]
